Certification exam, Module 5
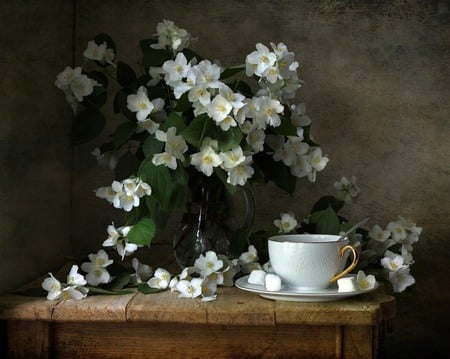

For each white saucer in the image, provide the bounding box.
[235,274,378,302]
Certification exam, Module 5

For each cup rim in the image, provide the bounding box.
[268,234,348,244]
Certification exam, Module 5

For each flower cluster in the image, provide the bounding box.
[103,224,141,259]
[41,246,258,302]
[42,265,88,300]
[147,246,258,301]
[270,176,421,293]
[365,216,421,293]
[95,177,152,212]
[55,19,328,255]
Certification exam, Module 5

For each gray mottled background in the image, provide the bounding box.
[0,1,449,357]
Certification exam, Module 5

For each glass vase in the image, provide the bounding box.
[173,174,255,268]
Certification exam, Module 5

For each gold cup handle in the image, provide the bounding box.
[329,245,359,283]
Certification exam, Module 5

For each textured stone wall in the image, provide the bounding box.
[0,1,73,292]
[71,1,449,357]
[1,0,447,358]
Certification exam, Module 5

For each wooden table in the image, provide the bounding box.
[0,281,394,359]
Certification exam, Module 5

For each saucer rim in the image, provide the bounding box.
[235,274,378,298]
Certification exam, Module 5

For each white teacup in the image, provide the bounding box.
[268,234,358,290]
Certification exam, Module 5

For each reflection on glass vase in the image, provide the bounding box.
[173,174,255,268]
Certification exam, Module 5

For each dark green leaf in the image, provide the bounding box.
[113,89,136,121]
[272,115,298,136]
[164,112,186,132]
[310,195,344,214]
[116,61,137,87]
[303,124,319,146]
[310,206,340,234]
[71,107,105,145]
[220,65,245,80]
[140,39,170,67]
[115,152,140,180]
[107,272,131,290]
[180,114,213,147]
[142,134,164,157]
[87,287,135,295]
[217,126,243,152]
[138,283,165,294]
[114,122,137,149]
[94,33,116,52]
[173,93,191,112]
[182,48,202,62]
[232,80,253,97]
[127,217,156,245]
[253,153,296,194]
[138,157,172,203]
[87,71,108,87]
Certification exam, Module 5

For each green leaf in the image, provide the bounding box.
[310,206,340,234]
[116,61,137,87]
[182,48,202,62]
[310,195,345,214]
[232,80,253,97]
[303,124,319,146]
[164,112,186,132]
[71,107,105,145]
[137,283,165,294]
[173,93,191,112]
[253,153,296,194]
[217,126,243,152]
[272,115,297,136]
[220,64,245,80]
[127,217,156,245]
[140,39,170,67]
[114,122,137,148]
[142,134,163,157]
[180,114,213,147]
[107,272,131,290]
[115,152,140,180]
[113,89,136,121]
[138,157,172,204]
[87,287,135,295]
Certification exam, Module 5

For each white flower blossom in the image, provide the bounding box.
[368,224,391,243]
[176,278,203,298]
[274,212,298,233]
[152,19,192,52]
[162,52,191,83]
[194,251,223,277]
[70,74,95,101]
[388,267,416,293]
[41,273,62,300]
[130,258,153,284]
[387,221,407,242]
[380,252,408,271]
[83,40,107,61]
[356,270,377,290]
[246,43,277,77]
[190,144,223,177]
[226,156,254,186]
[239,245,258,265]
[66,265,87,287]
[334,176,361,203]
[127,86,156,122]
[81,249,113,286]
[219,146,246,170]
[148,268,172,289]
[207,94,233,123]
